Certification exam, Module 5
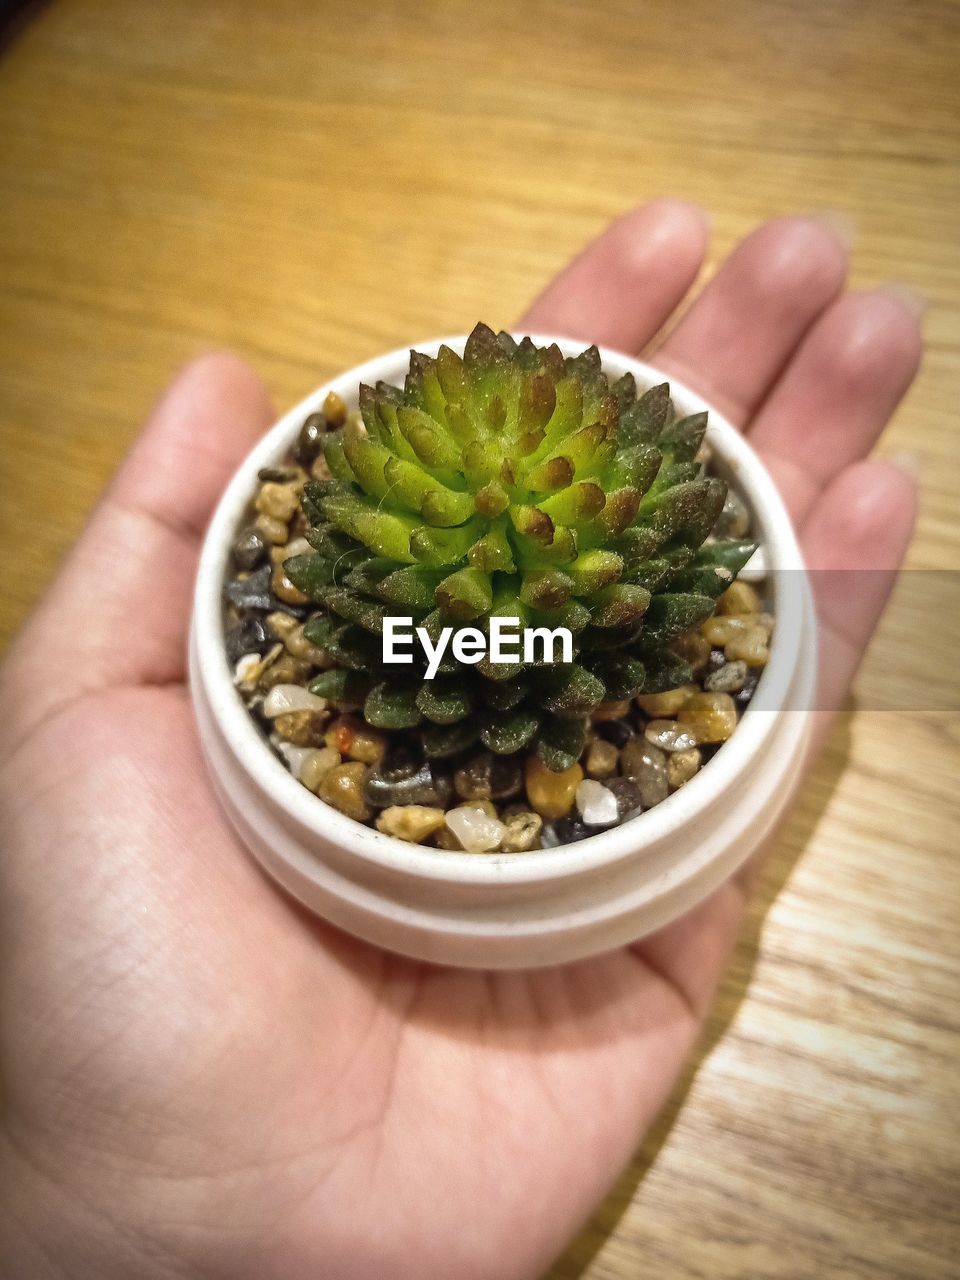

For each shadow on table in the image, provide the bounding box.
[544,708,853,1280]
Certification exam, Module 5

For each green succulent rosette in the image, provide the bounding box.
[285,324,756,770]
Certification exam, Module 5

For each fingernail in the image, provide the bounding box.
[886,450,921,480]
[876,282,928,318]
[805,209,856,251]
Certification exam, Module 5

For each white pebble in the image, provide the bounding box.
[739,546,767,583]
[444,805,505,853]
[275,742,312,775]
[262,683,328,718]
[576,779,619,827]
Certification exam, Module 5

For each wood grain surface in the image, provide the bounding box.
[1,2,957,1276]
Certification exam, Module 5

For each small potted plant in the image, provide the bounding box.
[191,326,815,967]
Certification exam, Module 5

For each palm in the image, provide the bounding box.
[1,204,921,1280]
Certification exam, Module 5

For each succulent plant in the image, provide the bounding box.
[285,324,756,771]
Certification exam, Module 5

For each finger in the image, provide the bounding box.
[735,458,916,897]
[801,457,917,720]
[518,199,710,351]
[747,289,924,525]
[2,354,274,751]
[653,215,849,425]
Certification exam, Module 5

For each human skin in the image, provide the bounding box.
[0,202,922,1280]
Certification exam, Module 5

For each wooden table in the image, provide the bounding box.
[1,2,957,1276]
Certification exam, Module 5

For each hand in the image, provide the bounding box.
[0,202,921,1280]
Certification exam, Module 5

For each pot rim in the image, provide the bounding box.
[192,335,811,887]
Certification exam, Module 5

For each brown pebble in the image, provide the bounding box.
[318,762,371,822]
[671,628,712,671]
[325,714,387,765]
[376,805,446,843]
[619,738,669,807]
[284,623,331,665]
[254,512,290,545]
[635,683,698,718]
[271,562,310,606]
[524,757,583,821]
[716,581,760,615]
[585,738,619,779]
[677,692,738,743]
[265,610,298,639]
[667,747,702,788]
[702,615,750,645]
[501,810,543,852]
[724,626,770,668]
[259,653,312,690]
[591,699,633,722]
[299,747,341,792]
[323,390,348,428]
[255,481,300,523]
[273,710,329,747]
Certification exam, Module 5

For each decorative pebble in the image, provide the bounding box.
[635,683,699,718]
[454,753,493,801]
[500,810,543,852]
[325,714,387,765]
[323,390,348,427]
[619,739,669,807]
[376,805,446,843]
[713,489,750,538]
[677,692,738,743]
[585,737,619,779]
[364,758,449,809]
[262,683,329,718]
[644,719,699,752]
[717,581,760,615]
[735,668,761,707]
[318,762,371,822]
[591,699,633,722]
[670,627,712,672]
[284,622,331,665]
[273,710,329,747]
[271,562,310,606]
[667,747,702,788]
[236,643,283,690]
[576,779,619,827]
[265,611,298,640]
[232,525,268,571]
[255,481,300,523]
[296,413,327,466]
[259,652,312,690]
[275,741,313,776]
[524,757,584,820]
[272,536,311,566]
[724,626,770,668]
[704,660,748,693]
[595,717,634,748]
[225,616,269,664]
[605,776,645,820]
[444,805,505,853]
[254,512,290,545]
[701,614,751,646]
[224,564,274,611]
[299,747,341,792]
[551,816,592,844]
[454,751,523,802]
[233,653,263,686]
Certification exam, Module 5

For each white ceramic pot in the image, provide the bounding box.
[190,337,817,970]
